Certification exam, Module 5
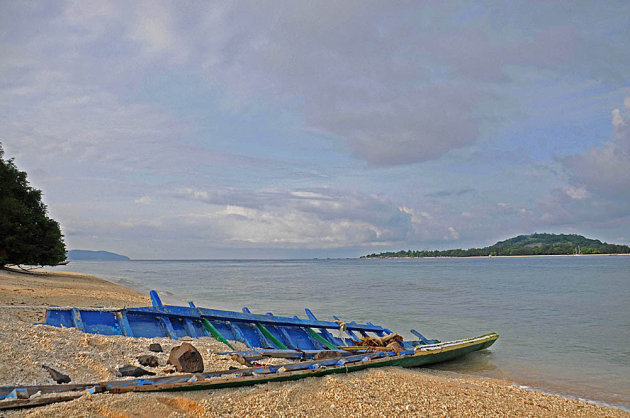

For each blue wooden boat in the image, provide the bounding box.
[42,291,439,350]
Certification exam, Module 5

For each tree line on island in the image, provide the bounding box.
[362,233,630,258]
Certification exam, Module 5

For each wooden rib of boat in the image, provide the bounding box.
[0,333,498,410]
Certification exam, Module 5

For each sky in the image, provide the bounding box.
[1,1,629,259]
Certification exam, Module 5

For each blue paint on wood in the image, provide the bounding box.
[305,308,339,346]
[227,322,248,345]
[304,308,318,321]
[410,329,439,344]
[158,317,178,339]
[3,388,29,400]
[71,308,85,332]
[40,291,436,351]
[117,311,134,337]
[150,290,163,308]
[249,322,276,348]
[183,318,199,337]
[367,322,385,337]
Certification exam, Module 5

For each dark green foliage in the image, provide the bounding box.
[362,233,630,258]
[0,144,66,267]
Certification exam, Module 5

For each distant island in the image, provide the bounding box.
[362,233,630,258]
[66,250,131,261]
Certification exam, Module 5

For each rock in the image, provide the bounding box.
[116,365,156,377]
[314,350,343,361]
[137,354,159,368]
[168,342,204,373]
[42,365,71,384]
[148,343,163,353]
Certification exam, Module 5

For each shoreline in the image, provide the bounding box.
[1,268,627,416]
[362,253,630,259]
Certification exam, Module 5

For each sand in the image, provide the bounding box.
[1,267,627,417]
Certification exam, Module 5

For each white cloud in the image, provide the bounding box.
[135,195,152,205]
[537,97,630,229]
[564,186,589,200]
[171,187,415,248]
[562,96,630,198]
[443,226,460,241]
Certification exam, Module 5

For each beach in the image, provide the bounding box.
[0,268,627,417]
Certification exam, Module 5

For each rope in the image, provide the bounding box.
[333,320,347,339]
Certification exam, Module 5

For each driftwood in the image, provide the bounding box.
[353,333,404,354]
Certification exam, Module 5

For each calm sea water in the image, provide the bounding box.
[52,256,630,410]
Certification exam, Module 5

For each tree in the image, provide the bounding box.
[0,144,66,268]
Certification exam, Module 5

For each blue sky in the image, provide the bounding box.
[1,1,629,258]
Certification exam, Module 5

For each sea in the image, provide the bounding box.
[51,256,630,410]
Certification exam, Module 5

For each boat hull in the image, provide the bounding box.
[125,333,499,393]
[1,333,498,410]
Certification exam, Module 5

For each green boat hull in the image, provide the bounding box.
[133,332,499,393]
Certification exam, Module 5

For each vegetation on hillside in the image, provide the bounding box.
[0,143,66,267]
[362,233,630,258]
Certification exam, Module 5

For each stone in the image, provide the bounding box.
[42,365,71,384]
[116,365,156,377]
[168,342,204,373]
[137,354,159,368]
[148,343,163,353]
[314,350,343,361]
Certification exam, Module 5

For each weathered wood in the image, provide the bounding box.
[116,311,134,336]
[0,394,84,411]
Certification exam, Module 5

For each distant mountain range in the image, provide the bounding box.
[66,250,130,261]
[362,233,630,258]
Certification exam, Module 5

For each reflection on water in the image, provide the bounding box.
[428,350,499,374]
[53,256,630,410]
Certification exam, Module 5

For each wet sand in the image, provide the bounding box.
[1,268,627,417]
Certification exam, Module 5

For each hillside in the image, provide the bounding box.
[362,233,630,258]
[67,250,131,261]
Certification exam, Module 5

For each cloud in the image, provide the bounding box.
[443,226,460,241]
[3,1,629,169]
[538,97,630,227]
[425,188,476,198]
[135,195,152,205]
[173,187,414,248]
[562,97,630,199]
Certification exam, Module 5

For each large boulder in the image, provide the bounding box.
[168,342,204,373]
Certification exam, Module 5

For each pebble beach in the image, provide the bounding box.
[0,268,627,417]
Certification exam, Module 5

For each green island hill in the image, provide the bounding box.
[362,233,630,258]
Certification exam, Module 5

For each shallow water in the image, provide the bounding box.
[52,256,630,410]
